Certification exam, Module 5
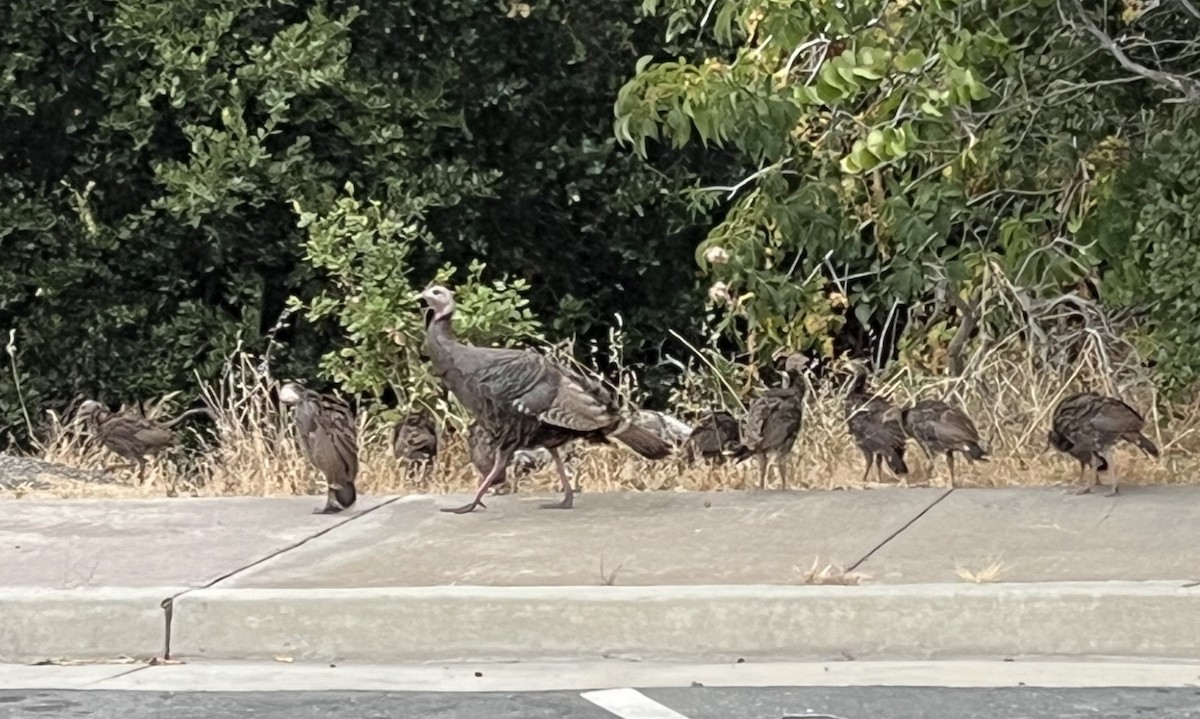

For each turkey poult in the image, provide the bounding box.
[838,360,908,484]
[418,284,671,514]
[392,411,438,486]
[76,400,211,482]
[684,410,744,465]
[1048,391,1159,496]
[279,382,359,515]
[886,399,987,487]
[737,353,809,490]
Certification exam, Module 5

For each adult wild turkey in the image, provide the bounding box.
[887,399,987,487]
[1048,391,1159,496]
[279,382,359,514]
[839,360,908,484]
[76,400,212,482]
[418,284,671,514]
[392,411,438,486]
[738,353,809,490]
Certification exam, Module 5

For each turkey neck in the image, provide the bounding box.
[424,309,456,358]
[423,310,469,389]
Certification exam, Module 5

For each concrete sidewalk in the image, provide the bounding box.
[3,487,1199,663]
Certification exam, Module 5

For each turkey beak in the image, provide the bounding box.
[411,290,425,303]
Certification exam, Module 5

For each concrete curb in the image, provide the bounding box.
[170,581,1200,663]
[0,588,169,663]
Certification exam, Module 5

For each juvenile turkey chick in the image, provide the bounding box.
[887,399,987,487]
[279,382,359,514]
[393,411,438,487]
[76,400,210,483]
[684,410,744,465]
[838,360,908,484]
[1048,391,1158,496]
[738,353,809,490]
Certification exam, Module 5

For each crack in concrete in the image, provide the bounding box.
[155,495,404,661]
[87,664,153,685]
[846,488,955,573]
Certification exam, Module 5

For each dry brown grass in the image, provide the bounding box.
[955,557,1011,583]
[797,557,869,585]
[7,334,1200,501]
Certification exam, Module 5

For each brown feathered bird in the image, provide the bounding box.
[419,284,671,514]
[737,353,809,490]
[888,399,987,487]
[683,409,744,465]
[839,361,908,484]
[279,382,359,514]
[392,411,438,487]
[76,400,211,482]
[467,420,516,494]
[1048,391,1159,496]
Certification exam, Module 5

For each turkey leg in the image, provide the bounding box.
[442,452,507,514]
[859,451,874,484]
[540,447,574,510]
[1104,452,1120,497]
[946,451,956,488]
[1074,456,1099,495]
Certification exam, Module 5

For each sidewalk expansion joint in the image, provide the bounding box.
[88,664,153,686]
[178,494,404,599]
[847,487,954,573]
[156,495,403,662]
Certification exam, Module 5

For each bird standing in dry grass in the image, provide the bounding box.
[888,399,987,487]
[419,284,671,514]
[684,410,743,465]
[279,382,359,514]
[738,353,809,490]
[839,361,908,484]
[393,411,438,487]
[1048,391,1159,496]
[76,400,211,483]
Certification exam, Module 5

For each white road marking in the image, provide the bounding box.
[581,687,692,719]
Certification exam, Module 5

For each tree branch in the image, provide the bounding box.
[1064,0,1200,102]
[948,288,981,377]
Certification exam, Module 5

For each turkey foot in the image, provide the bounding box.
[441,499,487,514]
[313,505,346,515]
[443,457,504,514]
[539,495,573,510]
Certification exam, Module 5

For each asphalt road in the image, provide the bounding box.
[2,687,1200,719]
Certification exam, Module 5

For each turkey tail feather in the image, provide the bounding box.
[1131,433,1160,458]
[609,424,671,460]
[329,482,357,512]
[885,449,909,475]
[965,442,989,462]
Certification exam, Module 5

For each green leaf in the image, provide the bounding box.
[851,66,883,80]
[919,100,943,117]
[894,48,926,72]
